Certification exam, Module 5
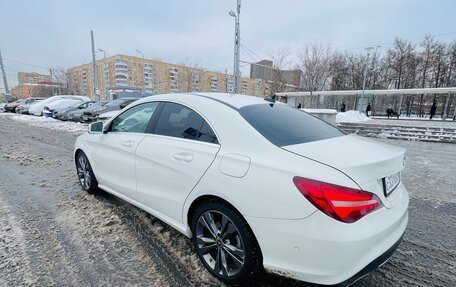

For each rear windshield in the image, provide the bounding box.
[239,103,344,146]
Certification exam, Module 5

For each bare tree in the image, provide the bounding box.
[297,43,333,107]
[264,46,294,95]
[178,58,203,93]
[51,66,70,95]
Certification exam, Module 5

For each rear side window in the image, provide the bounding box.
[153,102,218,144]
[240,103,343,146]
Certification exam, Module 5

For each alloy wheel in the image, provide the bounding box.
[195,210,246,278]
[77,155,92,190]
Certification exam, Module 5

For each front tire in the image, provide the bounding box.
[76,151,98,194]
[191,201,262,285]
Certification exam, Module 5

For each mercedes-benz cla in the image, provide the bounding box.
[74,93,408,286]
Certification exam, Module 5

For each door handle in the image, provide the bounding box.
[122,140,135,148]
[173,153,193,162]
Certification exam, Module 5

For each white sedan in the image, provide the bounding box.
[74,93,409,285]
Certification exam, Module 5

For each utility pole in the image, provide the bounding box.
[98,49,108,99]
[229,0,241,94]
[49,69,55,95]
[359,46,374,111]
[225,69,228,93]
[90,30,99,100]
[0,50,10,100]
[136,50,145,93]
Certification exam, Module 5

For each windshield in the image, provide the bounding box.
[240,103,344,147]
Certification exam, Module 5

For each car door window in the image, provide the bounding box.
[110,102,159,133]
[153,102,218,144]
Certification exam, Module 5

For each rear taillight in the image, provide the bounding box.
[293,176,382,223]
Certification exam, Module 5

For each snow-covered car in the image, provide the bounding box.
[16,99,45,114]
[43,99,86,117]
[28,95,90,116]
[5,97,43,113]
[74,93,409,286]
[53,101,97,121]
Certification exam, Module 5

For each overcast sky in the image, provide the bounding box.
[1,0,456,89]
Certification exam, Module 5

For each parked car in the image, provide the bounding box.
[4,97,43,113]
[28,95,90,116]
[68,101,107,122]
[82,97,139,122]
[53,101,97,121]
[0,101,6,112]
[43,99,86,117]
[96,110,121,121]
[74,93,409,286]
[16,99,45,114]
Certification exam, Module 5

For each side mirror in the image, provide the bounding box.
[119,103,127,109]
[88,122,104,134]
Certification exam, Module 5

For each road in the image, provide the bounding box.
[0,114,455,287]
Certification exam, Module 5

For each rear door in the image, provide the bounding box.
[92,102,160,202]
[135,102,220,222]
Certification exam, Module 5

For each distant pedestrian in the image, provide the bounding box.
[429,102,437,119]
[387,107,392,119]
[341,102,346,112]
[297,103,302,109]
[366,103,371,117]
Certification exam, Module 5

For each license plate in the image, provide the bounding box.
[383,171,401,197]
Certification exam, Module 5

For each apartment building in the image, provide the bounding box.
[11,83,59,99]
[18,72,51,84]
[67,54,265,99]
[250,59,302,92]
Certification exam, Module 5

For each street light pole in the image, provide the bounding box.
[136,50,145,93]
[359,46,374,111]
[98,49,107,100]
[0,50,9,99]
[229,0,241,94]
[90,30,99,100]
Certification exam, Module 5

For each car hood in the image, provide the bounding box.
[282,134,406,207]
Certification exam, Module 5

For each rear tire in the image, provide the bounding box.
[76,151,98,194]
[191,200,262,285]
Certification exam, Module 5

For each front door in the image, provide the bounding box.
[92,102,160,202]
[135,102,220,222]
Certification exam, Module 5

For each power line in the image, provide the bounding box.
[3,57,50,70]
[240,44,260,63]
[240,39,270,58]
[240,42,263,60]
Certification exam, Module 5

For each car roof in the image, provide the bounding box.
[142,93,267,110]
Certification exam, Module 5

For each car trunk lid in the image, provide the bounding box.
[282,134,406,208]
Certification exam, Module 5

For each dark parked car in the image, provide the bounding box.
[82,97,139,122]
[68,101,108,122]
[53,101,97,121]
[5,97,44,113]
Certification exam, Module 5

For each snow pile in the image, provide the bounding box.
[336,110,372,124]
[2,113,88,133]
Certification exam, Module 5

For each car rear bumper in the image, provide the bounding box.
[246,184,409,285]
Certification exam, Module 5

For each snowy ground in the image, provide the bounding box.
[0,113,88,134]
[0,113,455,286]
[367,118,456,128]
